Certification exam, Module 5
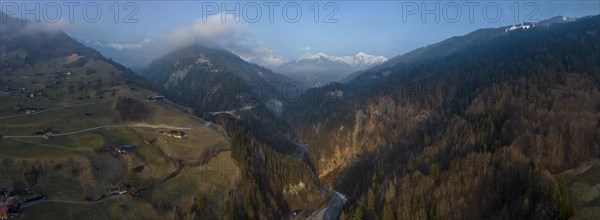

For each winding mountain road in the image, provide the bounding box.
[307,186,348,220]
[207,104,256,119]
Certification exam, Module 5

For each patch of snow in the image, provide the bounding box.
[505,24,534,32]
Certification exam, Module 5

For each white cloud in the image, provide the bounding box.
[11,18,77,35]
[225,40,287,68]
[155,14,287,68]
[106,38,152,50]
[162,14,241,48]
[77,13,288,68]
[240,53,287,68]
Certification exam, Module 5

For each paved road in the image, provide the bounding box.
[50,123,197,137]
[207,104,257,119]
[292,141,308,159]
[307,186,348,220]
[2,123,197,139]
[20,194,127,209]
[0,101,111,120]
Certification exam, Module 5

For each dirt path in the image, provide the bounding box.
[5,137,85,151]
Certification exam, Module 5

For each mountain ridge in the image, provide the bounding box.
[141,43,299,114]
[342,15,579,83]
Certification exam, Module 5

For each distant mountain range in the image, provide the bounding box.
[305,52,388,70]
[78,36,389,88]
[273,52,387,88]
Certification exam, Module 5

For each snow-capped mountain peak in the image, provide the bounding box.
[300,52,331,60]
[350,52,388,69]
[355,51,368,57]
[298,52,388,69]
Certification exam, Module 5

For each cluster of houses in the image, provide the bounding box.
[0,198,17,220]
[92,144,136,155]
[0,86,24,98]
[108,184,140,199]
[0,87,47,99]
[26,91,45,99]
[14,107,45,115]
[52,72,67,79]
[46,80,61,89]
[32,128,55,139]
[0,89,12,97]
[145,95,165,102]
[111,144,134,154]
[159,130,187,139]
[0,188,44,220]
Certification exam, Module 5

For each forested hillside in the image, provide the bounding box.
[216,116,324,219]
[140,40,325,219]
[284,15,600,219]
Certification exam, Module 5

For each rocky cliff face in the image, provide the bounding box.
[297,96,432,179]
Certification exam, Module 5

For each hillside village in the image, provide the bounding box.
[0,60,237,218]
[0,188,44,219]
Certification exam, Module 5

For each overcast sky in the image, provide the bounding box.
[2,1,599,65]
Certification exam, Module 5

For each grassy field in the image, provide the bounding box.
[559,160,600,219]
[18,199,160,220]
[0,54,240,218]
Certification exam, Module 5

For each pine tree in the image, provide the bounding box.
[429,163,440,184]
[223,200,234,220]
[424,132,431,145]
[353,207,364,220]
[194,193,208,214]
[521,197,530,217]
[340,211,349,220]
[382,200,395,220]
[367,187,376,212]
